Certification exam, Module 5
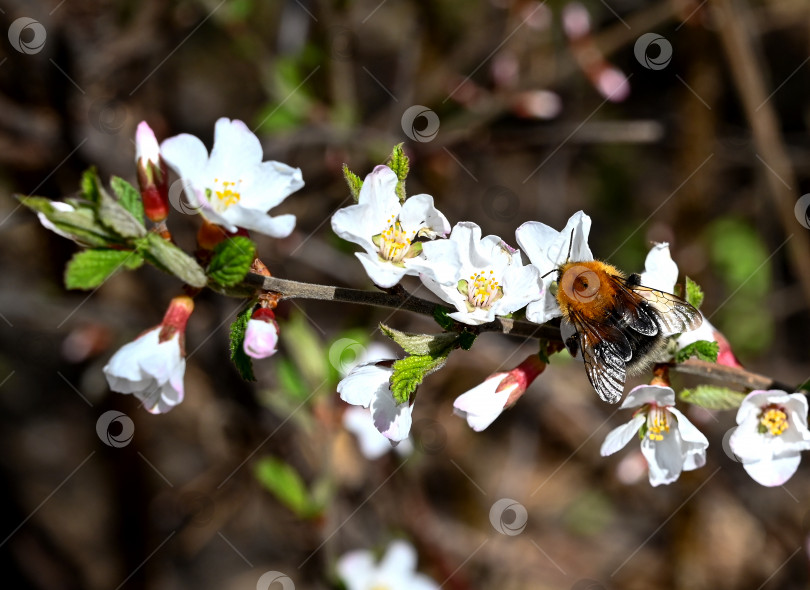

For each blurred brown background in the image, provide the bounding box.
[1,0,810,589]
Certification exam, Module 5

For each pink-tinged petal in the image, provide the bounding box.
[742,454,801,487]
[336,550,376,590]
[399,193,451,238]
[208,117,263,175]
[600,414,646,456]
[371,392,413,443]
[135,121,160,165]
[338,363,393,408]
[243,318,279,359]
[596,67,630,103]
[453,375,510,432]
[621,384,674,409]
[160,133,209,189]
[640,242,678,293]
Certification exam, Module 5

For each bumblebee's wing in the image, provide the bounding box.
[570,311,632,404]
[632,285,702,336]
[607,276,660,336]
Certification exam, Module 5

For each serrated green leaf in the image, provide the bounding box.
[207,236,256,287]
[342,164,363,202]
[139,233,207,287]
[110,176,145,225]
[229,305,256,381]
[390,352,450,404]
[380,324,459,356]
[281,312,328,387]
[679,385,747,410]
[254,457,319,518]
[685,276,704,310]
[97,185,147,239]
[387,143,409,203]
[676,340,719,363]
[64,249,143,290]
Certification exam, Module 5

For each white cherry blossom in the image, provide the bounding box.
[160,117,303,237]
[331,165,452,288]
[420,222,541,325]
[337,540,439,590]
[600,384,708,486]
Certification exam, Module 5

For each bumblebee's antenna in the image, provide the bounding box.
[565,227,575,262]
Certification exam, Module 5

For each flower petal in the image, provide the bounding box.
[453,375,509,431]
[621,384,675,409]
[342,407,397,460]
[640,242,679,293]
[160,133,209,190]
[600,414,645,456]
[742,454,801,487]
[641,430,684,486]
[371,392,413,442]
[336,549,376,590]
[337,363,392,408]
[243,318,279,359]
[399,193,451,238]
[378,540,419,577]
[207,117,263,176]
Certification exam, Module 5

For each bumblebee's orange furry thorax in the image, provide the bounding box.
[556,260,625,323]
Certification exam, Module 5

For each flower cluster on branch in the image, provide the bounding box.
[22,118,810,490]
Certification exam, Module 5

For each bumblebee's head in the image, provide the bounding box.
[558,262,602,305]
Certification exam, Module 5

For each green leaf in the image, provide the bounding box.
[138,233,207,287]
[229,305,256,382]
[207,236,256,287]
[97,184,147,239]
[19,196,123,247]
[458,331,476,350]
[380,324,459,356]
[432,307,455,331]
[64,249,143,290]
[342,164,363,202]
[254,457,319,518]
[390,352,451,404]
[277,358,310,400]
[387,143,409,203]
[81,168,101,203]
[676,340,719,363]
[281,312,328,387]
[679,385,747,410]
[110,176,145,225]
[685,276,704,310]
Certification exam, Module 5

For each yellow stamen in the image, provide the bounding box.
[760,406,788,436]
[464,269,503,310]
[212,178,243,209]
[646,405,670,442]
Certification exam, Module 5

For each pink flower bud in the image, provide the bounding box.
[243,308,279,359]
[135,121,170,223]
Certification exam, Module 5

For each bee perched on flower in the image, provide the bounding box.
[517,211,702,403]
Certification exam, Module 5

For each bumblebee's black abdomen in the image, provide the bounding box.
[607,300,666,375]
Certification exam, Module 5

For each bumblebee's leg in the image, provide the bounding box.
[565,333,580,358]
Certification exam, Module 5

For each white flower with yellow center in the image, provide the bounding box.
[159,117,303,237]
[729,390,810,486]
[331,165,452,288]
[420,222,542,325]
[600,384,709,486]
[337,540,439,590]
